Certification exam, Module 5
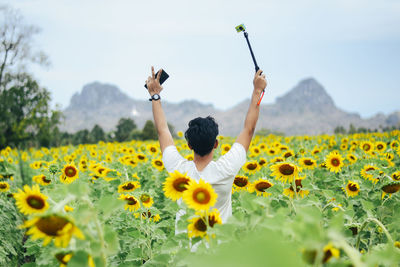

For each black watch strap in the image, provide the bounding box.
[149,94,161,101]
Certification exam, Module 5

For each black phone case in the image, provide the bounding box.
[144,70,169,89]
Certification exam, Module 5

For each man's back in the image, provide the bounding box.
[162,143,246,222]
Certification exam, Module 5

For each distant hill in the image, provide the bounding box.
[60,79,400,136]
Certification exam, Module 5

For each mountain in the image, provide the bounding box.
[60,79,400,136]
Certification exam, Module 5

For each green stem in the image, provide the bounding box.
[356,217,394,250]
[82,197,107,266]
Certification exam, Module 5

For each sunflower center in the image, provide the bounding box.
[284,152,293,158]
[126,197,137,205]
[348,184,358,192]
[140,194,150,203]
[42,176,51,183]
[193,188,211,204]
[172,177,190,192]
[0,184,8,189]
[366,167,375,172]
[151,148,156,152]
[269,150,276,154]
[194,218,207,232]
[393,174,400,181]
[246,163,258,170]
[27,195,46,209]
[122,183,135,190]
[138,155,145,160]
[279,164,294,175]
[36,216,69,236]
[363,144,371,151]
[224,146,230,151]
[382,184,400,194]
[155,160,163,166]
[377,144,383,150]
[331,158,340,167]
[255,182,271,192]
[234,177,248,187]
[208,216,217,227]
[259,159,267,166]
[65,166,77,177]
[304,159,313,166]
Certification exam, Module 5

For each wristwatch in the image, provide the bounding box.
[149,94,161,101]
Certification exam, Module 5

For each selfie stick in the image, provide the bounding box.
[235,24,264,105]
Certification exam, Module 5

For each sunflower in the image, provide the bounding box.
[64,205,74,212]
[0,181,10,192]
[360,141,374,154]
[270,162,300,184]
[185,154,194,161]
[266,147,278,156]
[151,158,164,171]
[119,194,141,211]
[325,151,344,173]
[187,209,222,239]
[232,175,251,192]
[271,156,284,163]
[140,193,154,208]
[135,211,161,222]
[183,179,217,211]
[242,161,261,174]
[322,242,340,263]
[32,174,52,186]
[60,164,79,184]
[163,171,193,201]
[391,171,400,181]
[346,153,357,164]
[283,177,309,198]
[118,181,141,193]
[340,143,348,151]
[119,155,138,168]
[220,144,231,155]
[55,252,73,267]
[147,144,159,155]
[13,184,49,215]
[311,147,321,156]
[258,157,268,167]
[282,150,295,159]
[21,214,84,247]
[299,157,317,170]
[249,179,273,197]
[342,181,360,197]
[136,153,148,163]
[375,141,386,152]
[250,146,261,156]
[360,165,380,183]
[381,182,400,199]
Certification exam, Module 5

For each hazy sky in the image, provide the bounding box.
[4,0,400,117]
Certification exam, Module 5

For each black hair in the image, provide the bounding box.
[184,116,219,157]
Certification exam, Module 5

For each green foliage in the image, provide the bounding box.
[141,120,157,140]
[115,118,137,142]
[0,196,25,266]
[0,73,61,149]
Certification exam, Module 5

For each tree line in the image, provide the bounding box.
[0,6,176,149]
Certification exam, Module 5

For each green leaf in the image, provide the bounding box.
[67,250,88,267]
[104,225,119,255]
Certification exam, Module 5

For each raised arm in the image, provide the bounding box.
[236,69,267,152]
[146,66,174,153]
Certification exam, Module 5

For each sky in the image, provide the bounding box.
[3,0,400,118]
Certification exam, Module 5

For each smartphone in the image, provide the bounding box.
[144,69,169,89]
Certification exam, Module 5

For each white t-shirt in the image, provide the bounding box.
[162,142,247,223]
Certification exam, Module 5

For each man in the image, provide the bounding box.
[145,66,267,223]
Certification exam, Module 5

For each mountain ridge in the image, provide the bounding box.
[60,79,400,136]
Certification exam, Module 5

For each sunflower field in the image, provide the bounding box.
[1,131,400,267]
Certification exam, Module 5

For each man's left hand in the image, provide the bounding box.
[146,66,163,96]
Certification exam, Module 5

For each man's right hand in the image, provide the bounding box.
[253,69,267,93]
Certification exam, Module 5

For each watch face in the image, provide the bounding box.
[152,94,160,100]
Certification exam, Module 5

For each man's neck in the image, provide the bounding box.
[193,151,214,172]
